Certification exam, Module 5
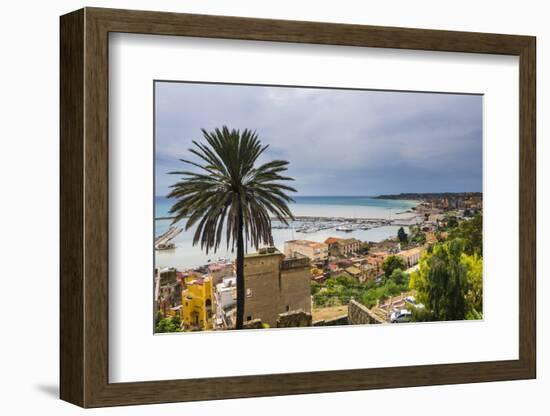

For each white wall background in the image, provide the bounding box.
[0,0,545,414]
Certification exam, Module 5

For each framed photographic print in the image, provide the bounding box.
[60,7,536,408]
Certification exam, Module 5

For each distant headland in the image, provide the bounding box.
[375,192,482,200]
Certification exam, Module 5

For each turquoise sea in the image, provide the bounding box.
[155,196,417,269]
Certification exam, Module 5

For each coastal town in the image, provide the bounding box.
[154,192,483,332]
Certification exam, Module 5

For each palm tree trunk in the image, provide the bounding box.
[235,204,245,329]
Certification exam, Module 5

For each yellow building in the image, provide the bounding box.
[181,276,213,330]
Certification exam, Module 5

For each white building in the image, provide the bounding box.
[284,239,329,262]
[397,247,424,268]
[213,276,237,328]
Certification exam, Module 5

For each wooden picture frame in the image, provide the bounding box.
[60,7,536,408]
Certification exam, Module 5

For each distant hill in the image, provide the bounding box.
[375,192,482,200]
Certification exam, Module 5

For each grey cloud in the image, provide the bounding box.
[155,82,482,196]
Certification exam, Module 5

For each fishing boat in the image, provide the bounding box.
[336,224,354,232]
[154,226,182,250]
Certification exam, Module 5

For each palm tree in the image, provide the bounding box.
[168,126,296,329]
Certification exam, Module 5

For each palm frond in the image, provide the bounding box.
[168,126,296,253]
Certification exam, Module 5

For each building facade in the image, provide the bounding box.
[208,262,235,286]
[367,252,389,272]
[243,248,311,327]
[181,276,213,330]
[284,240,328,262]
[213,275,237,328]
[325,237,362,257]
[155,267,182,317]
[397,247,424,268]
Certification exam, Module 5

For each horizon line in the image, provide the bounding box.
[154,192,483,198]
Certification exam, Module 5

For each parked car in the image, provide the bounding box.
[390,309,412,323]
[404,295,425,310]
[404,296,417,305]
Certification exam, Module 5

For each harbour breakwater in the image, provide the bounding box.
[155,214,421,234]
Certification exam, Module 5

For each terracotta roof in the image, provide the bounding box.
[208,264,223,272]
[286,239,327,249]
[345,266,362,275]
[398,247,423,257]
[336,238,361,245]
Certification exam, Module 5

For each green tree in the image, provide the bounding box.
[461,252,483,318]
[168,127,296,329]
[360,278,408,308]
[312,273,378,307]
[409,239,468,321]
[310,281,322,296]
[408,225,426,245]
[154,311,163,327]
[409,306,434,322]
[311,272,409,309]
[449,213,482,256]
[359,242,370,255]
[390,268,408,286]
[155,316,182,333]
[382,255,406,277]
[397,226,408,243]
[446,215,458,229]
[361,286,388,308]
[171,314,181,328]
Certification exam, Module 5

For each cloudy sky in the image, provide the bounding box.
[155,82,482,197]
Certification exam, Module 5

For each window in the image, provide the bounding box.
[286,305,290,312]
[247,316,252,321]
